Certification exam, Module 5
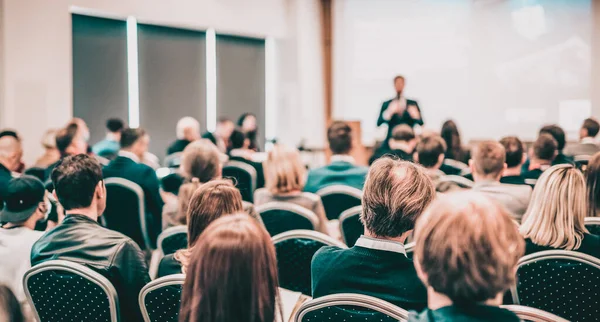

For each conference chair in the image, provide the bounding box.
[273,230,346,295]
[163,152,183,168]
[442,159,470,176]
[316,185,362,220]
[95,155,111,166]
[584,217,600,236]
[157,225,188,256]
[138,274,184,322]
[104,178,154,251]
[222,160,257,203]
[510,250,600,321]
[256,202,319,236]
[294,293,409,322]
[574,155,590,172]
[501,305,568,322]
[339,205,363,247]
[23,260,119,322]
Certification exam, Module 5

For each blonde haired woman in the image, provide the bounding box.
[254,144,329,234]
[520,164,600,258]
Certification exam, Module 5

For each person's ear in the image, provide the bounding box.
[95,181,105,200]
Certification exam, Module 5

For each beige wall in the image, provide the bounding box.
[593,0,600,117]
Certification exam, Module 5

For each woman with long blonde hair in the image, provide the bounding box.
[520,164,599,257]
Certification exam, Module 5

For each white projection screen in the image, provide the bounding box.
[333,0,592,144]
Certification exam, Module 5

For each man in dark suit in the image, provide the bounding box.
[304,121,368,193]
[202,117,235,153]
[377,75,423,144]
[166,117,201,156]
[228,130,264,189]
[311,158,433,310]
[369,124,416,165]
[523,134,557,181]
[103,128,164,244]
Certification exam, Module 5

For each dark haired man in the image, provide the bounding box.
[92,118,125,159]
[523,134,557,181]
[44,122,89,181]
[369,124,416,165]
[31,154,149,322]
[304,121,368,193]
[376,75,423,145]
[564,118,600,156]
[499,136,527,185]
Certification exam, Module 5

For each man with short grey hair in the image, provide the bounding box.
[167,116,201,155]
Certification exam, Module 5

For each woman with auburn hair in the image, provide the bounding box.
[157,179,245,277]
[440,120,469,164]
[254,144,329,234]
[520,164,600,258]
[179,214,282,322]
[585,152,600,217]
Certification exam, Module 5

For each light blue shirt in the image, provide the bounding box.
[92,139,120,157]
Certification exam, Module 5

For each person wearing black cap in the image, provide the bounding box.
[0,175,47,302]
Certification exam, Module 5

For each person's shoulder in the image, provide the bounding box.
[300,192,322,203]
[313,245,349,265]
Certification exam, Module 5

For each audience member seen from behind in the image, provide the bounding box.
[564,118,600,157]
[414,134,451,191]
[167,117,201,156]
[255,144,329,234]
[470,141,531,221]
[0,134,23,204]
[203,117,235,153]
[311,158,434,310]
[586,152,600,217]
[103,128,164,247]
[304,121,368,193]
[522,134,557,180]
[229,129,265,189]
[369,124,416,165]
[158,179,245,277]
[34,129,60,168]
[179,214,282,322]
[520,164,600,258]
[440,120,470,164]
[409,192,524,322]
[92,118,125,160]
[162,179,201,229]
[498,136,527,185]
[0,285,24,322]
[31,154,150,322]
[44,122,88,180]
[0,176,46,303]
[539,125,573,165]
[238,113,260,151]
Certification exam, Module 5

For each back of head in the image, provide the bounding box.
[586,152,600,217]
[265,144,305,194]
[582,118,600,138]
[180,214,281,322]
[230,130,247,150]
[176,117,201,140]
[391,124,415,143]
[416,134,446,168]
[471,141,505,179]
[414,191,524,305]
[327,121,353,155]
[521,164,587,250]
[361,158,435,238]
[532,134,557,162]
[539,124,566,151]
[120,128,145,149]
[0,135,22,169]
[181,139,222,183]
[499,136,524,168]
[440,120,462,159]
[55,123,79,156]
[51,154,103,211]
[106,118,125,133]
[0,285,24,322]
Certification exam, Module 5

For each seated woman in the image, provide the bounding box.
[586,152,600,217]
[409,191,524,321]
[179,214,282,322]
[520,164,600,258]
[254,144,329,234]
[157,179,244,277]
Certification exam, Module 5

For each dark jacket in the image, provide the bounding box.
[524,234,600,259]
[304,161,368,193]
[522,168,544,180]
[408,305,520,322]
[157,254,181,278]
[377,98,423,142]
[369,148,413,165]
[31,214,150,322]
[166,139,191,156]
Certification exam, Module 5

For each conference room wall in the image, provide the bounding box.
[0,0,325,165]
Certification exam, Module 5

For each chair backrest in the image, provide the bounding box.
[104,177,153,250]
[294,293,409,322]
[584,217,600,236]
[273,230,347,296]
[223,161,257,203]
[339,205,363,247]
[157,225,188,256]
[501,305,568,322]
[139,274,184,322]
[256,202,319,236]
[437,175,474,189]
[316,185,362,220]
[163,152,183,168]
[443,159,469,170]
[511,250,600,321]
[24,260,120,322]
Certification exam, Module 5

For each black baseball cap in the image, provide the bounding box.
[0,175,45,223]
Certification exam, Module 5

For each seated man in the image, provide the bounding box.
[369,124,416,165]
[0,176,46,302]
[167,116,201,156]
[564,118,600,156]
[414,135,446,181]
[202,117,235,153]
[228,130,264,189]
[409,191,524,322]
[31,154,150,322]
[311,158,434,310]
[103,128,164,245]
[44,122,89,180]
[304,121,369,193]
[470,141,531,220]
[92,118,124,160]
[499,136,527,185]
[0,135,23,205]
[522,134,557,180]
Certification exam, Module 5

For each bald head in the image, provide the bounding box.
[0,136,23,171]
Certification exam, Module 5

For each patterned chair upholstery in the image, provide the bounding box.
[157,226,188,256]
[257,202,319,237]
[511,250,600,321]
[273,230,346,295]
[139,274,185,322]
[294,293,409,322]
[223,161,257,203]
[23,260,119,322]
[339,206,363,247]
[584,217,600,236]
[316,185,362,220]
[501,305,569,322]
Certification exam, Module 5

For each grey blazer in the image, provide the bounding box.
[472,181,532,221]
[564,142,600,157]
